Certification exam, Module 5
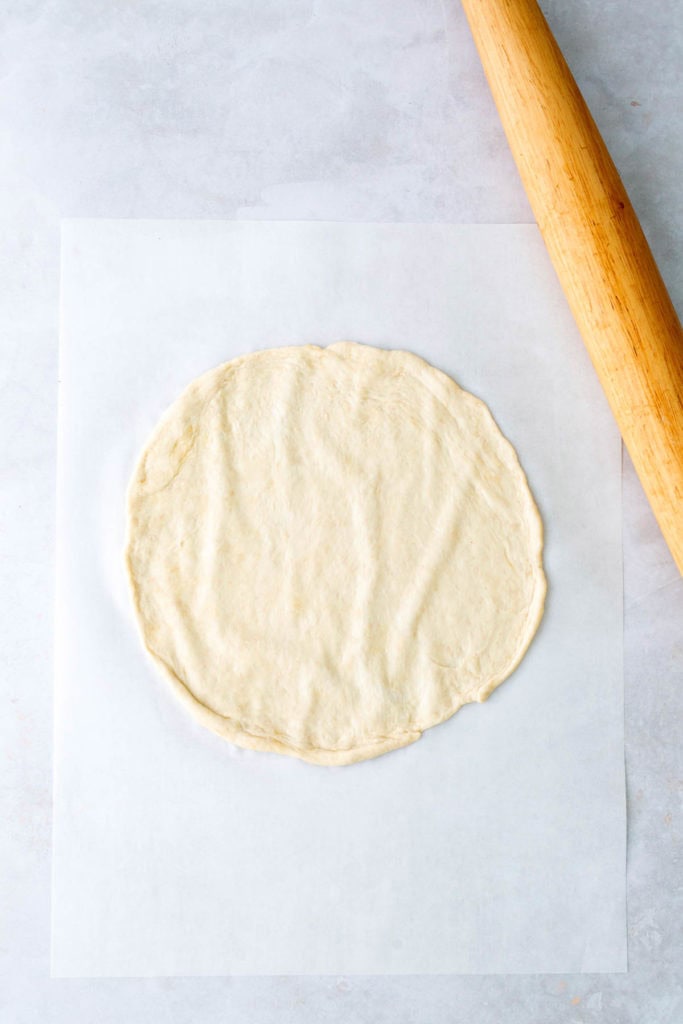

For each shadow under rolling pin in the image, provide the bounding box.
[461,0,683,574]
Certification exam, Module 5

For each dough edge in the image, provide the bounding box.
[125,342,547,766]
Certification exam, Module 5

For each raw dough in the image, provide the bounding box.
[126,343,546,765]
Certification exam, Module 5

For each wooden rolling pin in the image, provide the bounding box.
[461,0,683,573]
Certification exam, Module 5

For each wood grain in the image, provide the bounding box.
[461,0,683,573]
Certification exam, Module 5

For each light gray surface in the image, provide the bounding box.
[0,0,680,1020]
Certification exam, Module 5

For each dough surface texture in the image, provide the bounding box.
[126,343,546,765]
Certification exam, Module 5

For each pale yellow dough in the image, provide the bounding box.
[126,343,546,765]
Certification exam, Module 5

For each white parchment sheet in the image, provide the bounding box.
[52,221,625,976]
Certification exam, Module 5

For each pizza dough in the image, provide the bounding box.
[126,343,546,765]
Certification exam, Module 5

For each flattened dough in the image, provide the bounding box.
[126,343,546,765]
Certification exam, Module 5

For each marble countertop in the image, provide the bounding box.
[1,1,681,1021]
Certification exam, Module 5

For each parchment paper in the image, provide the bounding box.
[52,220,626,976]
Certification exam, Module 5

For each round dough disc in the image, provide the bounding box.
[126,342,546,765]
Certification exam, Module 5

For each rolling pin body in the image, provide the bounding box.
[461,0,683,572]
